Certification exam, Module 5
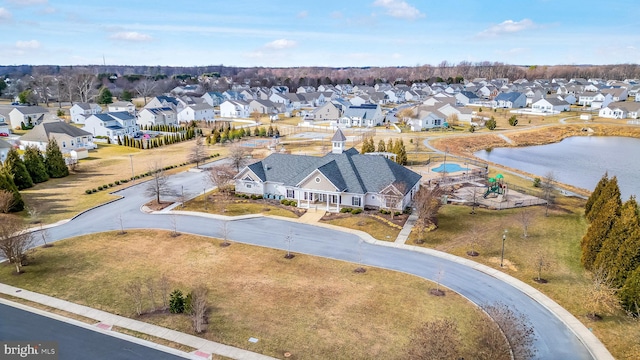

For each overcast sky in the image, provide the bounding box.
[1,0,639,67]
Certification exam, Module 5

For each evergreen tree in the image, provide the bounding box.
[117,135,122,145]
[587,176,621,223]
[259,127,266,137]
[585,173,609,219]
[581,197,620,271]
[387,138,394,154]
[121,89,133,102]
[274,127,280,137]
[22,146,49,184]
[377,139,386,152]
[594,197,640,287]
[5,148,33,190]
[97,87,114,105]
[0,168,24,212]
[45,139,69,178]
[397,139,408,165]
[619,266,640,316]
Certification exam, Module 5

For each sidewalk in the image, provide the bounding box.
[0,283,277,360]
[394,212,418,244]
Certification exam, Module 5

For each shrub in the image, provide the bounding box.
[380,209,391,215]
[250,194,258,200]
[97,186,103,191]
[290,201,297,207]
[121,179,129,183]
[394,211,402,216]
[256,195,263,199]
[169,289,185,314]
[341,208,353,213]
[352,208,363,215]
[281,199,291,206]
[85,189,92,195]
[533,177,541,188]
[108,183,114,187]
[114,180,120,185]
[92,188,97,193]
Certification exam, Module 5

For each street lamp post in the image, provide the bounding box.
[500,230,508,268]
[129,155,134,183]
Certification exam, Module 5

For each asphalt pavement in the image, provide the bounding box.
[25,159,610,360]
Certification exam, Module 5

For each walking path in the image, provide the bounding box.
[394,212,418,244]
[0,284,277,360]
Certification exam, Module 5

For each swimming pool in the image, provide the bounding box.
[431,163,470,173]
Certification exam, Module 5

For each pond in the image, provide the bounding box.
[474,136,640,199]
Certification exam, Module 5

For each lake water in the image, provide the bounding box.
[474,136,640,199]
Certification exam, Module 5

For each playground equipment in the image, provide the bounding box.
[484,173,508,199]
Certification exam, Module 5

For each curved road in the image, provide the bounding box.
[34,163,597,360]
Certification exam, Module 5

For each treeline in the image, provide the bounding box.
[581,173,640,316]
[0,139,69,213]
[118,127,202,149]
[206,124,279,145]
[360,137,408,165]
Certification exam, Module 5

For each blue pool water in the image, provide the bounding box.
[432,163,469,173]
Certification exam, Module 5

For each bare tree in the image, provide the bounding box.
[169,214,180,237]
[145,162,173,204]
[541,171,556,217]
[407,318,461,360]
[584,267,620,321]
[284,228,294,259]
[191,286,209,333]
[145,277,157,311]
[518,208,533,238]
[467,222,485,256]
[72,73,97,103]
[39,224,52,248]
[228,144,247,172]
[0,190,14,214]
[115,213,126,235]
[135,79,157,105]
[0,215,34,274]
[532,250,554,283]
[124,278,145,316]
[208,164,236,196]
[188,134,207,169]
[479,302,537,360]
[158,274,170,310]
[31,72,54,107]
[414,186,444,243]
[219,220,231,247]
[397,107,415,125]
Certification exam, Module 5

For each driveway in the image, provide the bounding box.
[33,162,598,360]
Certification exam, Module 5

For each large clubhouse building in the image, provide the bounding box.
[234,129,422,212]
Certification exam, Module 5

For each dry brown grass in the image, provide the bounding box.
[0,230,488,359]
[321,213,404,241]
[181,192,302,218]
[408,204,640,360]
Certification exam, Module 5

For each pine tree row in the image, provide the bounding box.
[581,173,640,315]
[360,137,408,165]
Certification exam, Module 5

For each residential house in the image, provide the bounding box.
[601,88,629,102]
[222,90,243,101]
[177,103,216,123]
[269,93,290,107]
[202,92,226,106]
[305,102,341,122]
[317,84,336,93]
[409,105,446,131]
[108,101,135,114]
[557,94,577,105]
[494,92,527,108]
[20,118,95,153]
[248,99,280,116]
[70,103,102,124]
[437,103,474,124]
[455,91,479,106]
[296,86,316,93]
[578,92,613,109]
[234,129,421,212]
[636,92,640,102]
[524,88,545,106]
[598,102,640,119]
[219,100,250,118]
[145,96,181,111]
[83,112,139,142]
[531,98,570,113]
[8,106,48,129]
[338,104,383,127]
[270,85,289,94]
[349,95,370,106]
[137,107,178,127]
[0,139,11,163]
[171,84,201,96]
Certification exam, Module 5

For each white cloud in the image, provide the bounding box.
[373,0,424,20]
[16,40,41,49]
[0,8,12,21]
[297,10,308,19]
[7,0,48,5]
[110,31,152,42]
[264,39,297,50]
[477,19,537,38]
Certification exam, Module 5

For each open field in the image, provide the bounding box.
[0,231,489,360]
[408,202,640,359]
[19,141,229,223]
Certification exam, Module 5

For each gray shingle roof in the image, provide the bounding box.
[21,119,92,142]
[331,128,346,142]
[245,148,421,196]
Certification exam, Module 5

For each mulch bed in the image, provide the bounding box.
[144,200,174,211]
[321,210,409,227]
[429,288,445,296]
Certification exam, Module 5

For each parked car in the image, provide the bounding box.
[0,132,9,137]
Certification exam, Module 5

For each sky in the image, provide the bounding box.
[1,0,639,68]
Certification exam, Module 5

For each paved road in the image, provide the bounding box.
[32,161,594,360]
[0,303,188,360]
